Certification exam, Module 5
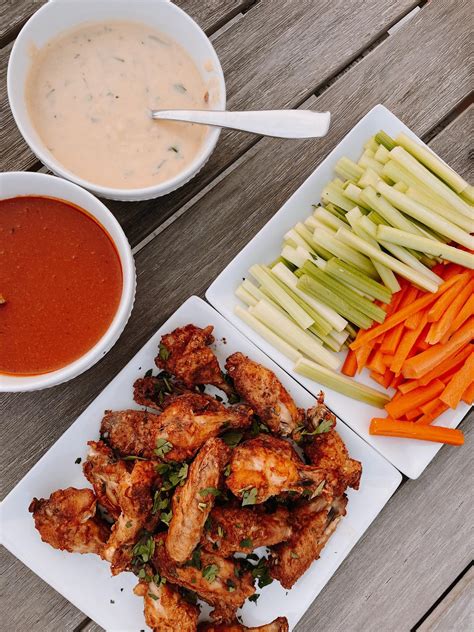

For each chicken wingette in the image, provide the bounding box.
[166,437,230,563]
[101,393,252,462]
[134,578,199,632]
[225,352,302,435]
[226,435,327,503]
[29,487,109,557]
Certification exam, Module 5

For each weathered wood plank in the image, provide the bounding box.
[0,0,45,47]
[417,566,474,632]
[0,0,418,238]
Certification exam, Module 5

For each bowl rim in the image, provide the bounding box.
[7,0,227,200]
[0,171,136,392]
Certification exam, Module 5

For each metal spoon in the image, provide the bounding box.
[150,109,331,139]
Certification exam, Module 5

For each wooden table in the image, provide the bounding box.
[1,1,472,630]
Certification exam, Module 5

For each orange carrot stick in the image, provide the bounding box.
[405,407,423,421]
[462,381,474,405]
[402,317,474,380]
[439,352,474,408]
[442,263,465,280]
[367,349,386,374]
[398,380,420,394]
[380,322,405,354]
[341,349,357,377]
[420,397,444,415]
[441,295,474,344]
[427,274,470,322]
[416,402,450,425]
[385,379,445,418]
[417,344,473,387]
[370,418,464,445]
[350,275,465,351]
[390,373,404,390]
[427,279,474,345]
[390,314,428,375]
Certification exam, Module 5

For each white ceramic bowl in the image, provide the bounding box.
[0,172,136,392]
[7,0,226,201]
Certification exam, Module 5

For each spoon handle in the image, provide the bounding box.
[150,109,331,139]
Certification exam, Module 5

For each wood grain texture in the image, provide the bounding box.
[0,0,45,47]
[417,566,474,632]
[1,98,472,632]
[0,0,418,236]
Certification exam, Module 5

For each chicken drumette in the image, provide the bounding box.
[156,324,233,396]
[226,435,327,504]
[133,374,190,411]
[134,578,199,632]
[301,395,362,497]
[153,534,255,623]
[201,505,291,557]
[199,618,289,632]
[167,437,230,563]
[270,494,348,588]
[101,393,252,462]
[225,352,302,435]
[29,487,109,556]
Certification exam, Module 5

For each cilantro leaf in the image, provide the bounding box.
[202,564,219,583]
[241,487,258,507]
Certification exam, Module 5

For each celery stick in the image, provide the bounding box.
[389,146,472,217]
[343,182,371,210]
[460,184,474,204]
[294,357,390,408]
[375,130,396,151]
[406,187,474,233]
[321,183,356,212]
[249,300,340,370]
[361,186,430,238]
[376,226,474,269]
[382,160,445,204]
[293,224,333,259]
[393,181,408,193]
[250,265,314,329]
[336,227,439,292]
[396,132,469,194]
[301,262,386,323]
[304,215,319,231]
[323,203,350,223]
[358,154,384,175]
[235,306,302,363]
[325,257,392,303]
[312,229,378,277]
[236,284,258,307]
[335,157,364,181]
[284,228,315,252]
[281,244,309,268]
[297,274,373,330]
[358,167,380,189]
[376,181,474,249]
[364,136,380,152]
[272,262,347,331]
[374,144,390,165]
[242,279,283,313]
[314,207,347,231]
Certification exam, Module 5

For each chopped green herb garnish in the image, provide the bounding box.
[290,551,300,559]
[148,592,159,601]
[226,579,236,592]
[186,547,202,570]
[132,536,155,564]
[123,455,147,461]
[199,487,221,498]
[227,392,240,404]
[221,430,243,448]
[160,510,172,526]
[144,368,153,378]
[239,537,253,548]
[168,146,179,153]
[217,525,224,538]
[224,463,231,477]
[251,557,273,588]
[154,438,173,458]
[202,564,219,582]
[125,520,133,528]
[158,342,170,361]
[248,593,260,604]
[74,457,82,464]
[241,487,258,507]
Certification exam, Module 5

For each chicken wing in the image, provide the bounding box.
[156,324,233,395]
[302,395,362,497]
[134,578,199,632]
[270,495,348,588]
[29,487,109,556]
[83,440,129,520]
[133,373,191,411]
[201,505,291,557]
[225,353,302,435]
[199,618,289,632]
[153,534,255,623]
[167,437,230,563]
[102,460,159,575]
[226,435,326,504]
[101,394,252,462]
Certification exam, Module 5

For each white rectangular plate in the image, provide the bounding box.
[206,104,470,480]
[1,296,401,631]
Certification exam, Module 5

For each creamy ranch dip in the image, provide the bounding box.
[25,21,210,189]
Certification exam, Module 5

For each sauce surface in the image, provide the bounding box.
[25,21,210,189]
[0,196,122,375]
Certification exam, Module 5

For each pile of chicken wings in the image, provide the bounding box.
[30,324,362,632]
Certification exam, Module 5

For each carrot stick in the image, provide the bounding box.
[417,344,473,386]
[390,373,404,390]
[420,397,444,415]
[442,263,465,280]
[390,314,428,375]
[354,338,379,374]
[402,317,474,379]
[341,349,357,377]
[462,381,474,405]
[439,352,474,408]
[350,275,465,351]
[385,379,445,418]
[370,418,464,445]
[398,380,420,394]
[382,354,394,366]
[416,402,450,425]
[368,349,386,374]
[405,407,422,420]
[405,309,424,330]
[441,294,474,344]
[380,322,405,354]
[427,274,470,322]
[427,279,474,345]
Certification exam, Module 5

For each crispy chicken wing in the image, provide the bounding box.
[29,487,109,556]
[101,394,252,462]
[83,440,129,519]
[134,578,199,632]
[270,495,348,588]
[102,460,159,575]
[302,395,362,497]
[225,353,302,435]
[226,435,326,504]
[199,618,289,632]
[133,374,191,411]
[201,505,291,557]
[153,534,255,623]
[167,437,230,563]
[156,324,233,395]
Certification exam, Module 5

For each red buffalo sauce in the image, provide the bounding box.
[0,196,123,375]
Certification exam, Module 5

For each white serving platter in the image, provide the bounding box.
[206,104,470,480]
[1,296,401,631]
